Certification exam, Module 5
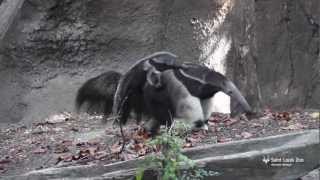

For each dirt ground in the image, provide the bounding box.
[0,109,319,177]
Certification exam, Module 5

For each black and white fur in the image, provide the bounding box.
[141,63,252,135]
[143,68,207,135]
[75,70,147,122]
[112,52,252,136]
[113,52,184,125]
[75,71,122,116]
[177,63,252,118]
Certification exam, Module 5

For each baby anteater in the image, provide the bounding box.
[75,71,122,116]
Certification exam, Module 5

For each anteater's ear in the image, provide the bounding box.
[146,68,162,88]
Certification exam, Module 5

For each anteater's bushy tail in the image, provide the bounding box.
[75,71,122,115]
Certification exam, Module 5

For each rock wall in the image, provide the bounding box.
[0,0,319,124]
[254,0,320,109]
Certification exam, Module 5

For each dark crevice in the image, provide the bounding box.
[283,1,295,98]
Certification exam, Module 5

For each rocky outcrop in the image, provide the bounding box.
[0,0,319,124]
[254,0,319,109]
[0,0,25,41]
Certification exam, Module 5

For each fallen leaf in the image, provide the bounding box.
[272,112,291,121]
[122,152,137,160]
[61,140,73,146]
[251,123,263,128]
[0,158,10,164]
[208,121,217,126]
[260,116,271,121]
[79,149,90,157]
[33,122,53,126]
[105,128,116,135]
[183,143,193,148]
[94,151,109,160]
[0,166,7,173]
[137,148,147,156]
[32,126,51,134]
[217,137,232,143]
[53,127,63,132]
[136,128,151,140]
[186,137,200,143]
[88,147,99,155]
[191,131,206,139]
[54,144,69,154]
[235,134,242,138]
[216,127,223,132]
[240,114,249,121]
[110,143,122,154]
[57,153,73,163]
[9,147,23,154]
[87,139,100,146]
[241,132,253,139]
[72,154,81,161]
[210,113,230,123]
[310,112,320,119]
[263,108,273,116]
[131,143,144,152]
[225,118,238,126]
[208,117,220,123]
[33,146,47,154]
[281,123,307,130]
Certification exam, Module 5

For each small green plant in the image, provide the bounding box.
[136,121,219,180]
[171,120,192,137]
